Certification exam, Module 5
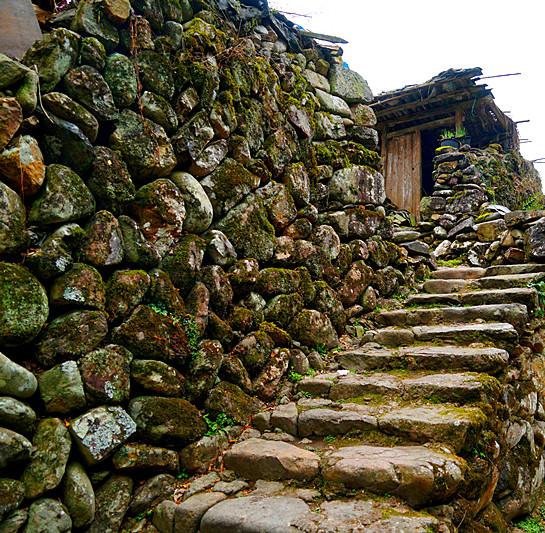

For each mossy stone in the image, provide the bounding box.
[215,193,276,263]
[133,50,174,100]
[0,181,28,254]
[79,36,106,70]
[105,269,150,323]
[49,262,106,310]
[22,28,79,92]
[28,165,95,227]
[231,331,274,377]
[79,344,132,404]
[71,0,120,53]
[159,235,206,296]
[63,65,118,122]
[128,396,207,446]
[34,310,108,367]
[87,147,135,214]
[103,53,138,108]
[0,263,48,347]
[204,381,263,425]
[255,268,301,297]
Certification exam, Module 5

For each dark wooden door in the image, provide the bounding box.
[384,132,422,219]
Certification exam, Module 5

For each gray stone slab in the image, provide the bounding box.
[431,267,486,280]
[298,408,377,436]
[200,495,310,533]
[321,445,465,507]
[423,279,468,294]
[468,272,545,290]
[223,438,319,481]
[329,373,402,400]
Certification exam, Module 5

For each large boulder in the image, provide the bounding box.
[22,28,79,92]
[328,64,373,104]
[0,263,48,347]
[170,172,213,234]
[110,109,176,181]
[0,181,28,254]
[128,396,207,446]
[328,166,386,205]
[288,309,339,349]
[215,193,276,263]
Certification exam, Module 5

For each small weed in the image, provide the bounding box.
[288,371,303,383]
[323,434,337,443]
[315,344,328,357]
[517,516,545,533]
[203,413,233,436]
[177,469,189,480]
[528,280,545,318]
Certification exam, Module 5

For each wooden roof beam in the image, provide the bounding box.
[387,116,456,139]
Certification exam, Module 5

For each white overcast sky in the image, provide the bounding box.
[268,0,545,178]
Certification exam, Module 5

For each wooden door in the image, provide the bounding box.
[384,132,422,219]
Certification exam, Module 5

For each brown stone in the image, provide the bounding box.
[0,135,45,196]
[0,97,23,151]
[103,0,131,24]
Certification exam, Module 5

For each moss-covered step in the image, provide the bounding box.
[297,370,500,404]
[372,322,518,351]
[485,263,545,277]
[336,344,509,374]
[297,401,486,453]
[431,266,486,280]
[467,271,545,291]
[376,303,528,333]
[423,278,468,294]
[321,444,466,508]
[405,287,538,311]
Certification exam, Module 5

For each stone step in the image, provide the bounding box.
[467,271,545,290]
[485,263,545,277]
[336,344,509,374]
[199,483,449,531]
[377,303,528,333]
[321,444,466,508]
[298,371,500,404]
[423,278,468,294]
[297,402,486,453]
[431,266,486,280]
[405,287,538,311]
[372,322,518,351]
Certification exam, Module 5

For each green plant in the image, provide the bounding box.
[523,193,545,210]
[517,516,545,533]
[288,371,303,383]
[177,469,189,479]
[455,126,467,137]
[323,434,337,443]
[203,413,234,436]
[315,344,328,357]
[440,129,455,140]
[529,280,545,318]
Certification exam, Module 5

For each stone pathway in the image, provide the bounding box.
[153,263,545,532]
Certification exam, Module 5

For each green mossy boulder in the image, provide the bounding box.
[255,268,301,297]
[49,263,106,310]
[87,146,135,214]
[111,305,190,366]
[34,310,108,367]
[20,418,71,499]
[103,53,138,108]
[71,0,120,53]
[79,36,106,70]
[159,234,206,296]
[131,359,185,397]
[215,193,276,263]
[64,66,118,122]
[42,92,99,143]
[204,381,263,425]
[134,50,174,99]
[0,181,28,254]
[128,396,207,446]
[288,309,339,349]
[62,462,95,529]
[110,109,177,181]
[28,165,95,227]
[79,210,124,267]
[22,28,79,93]
[79,344,132,404]
[231,331,274,377]
[38,360,87,414]
[0,263,48,347]
[105,269,150,323]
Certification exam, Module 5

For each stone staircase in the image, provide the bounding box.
[157,263,545,532]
